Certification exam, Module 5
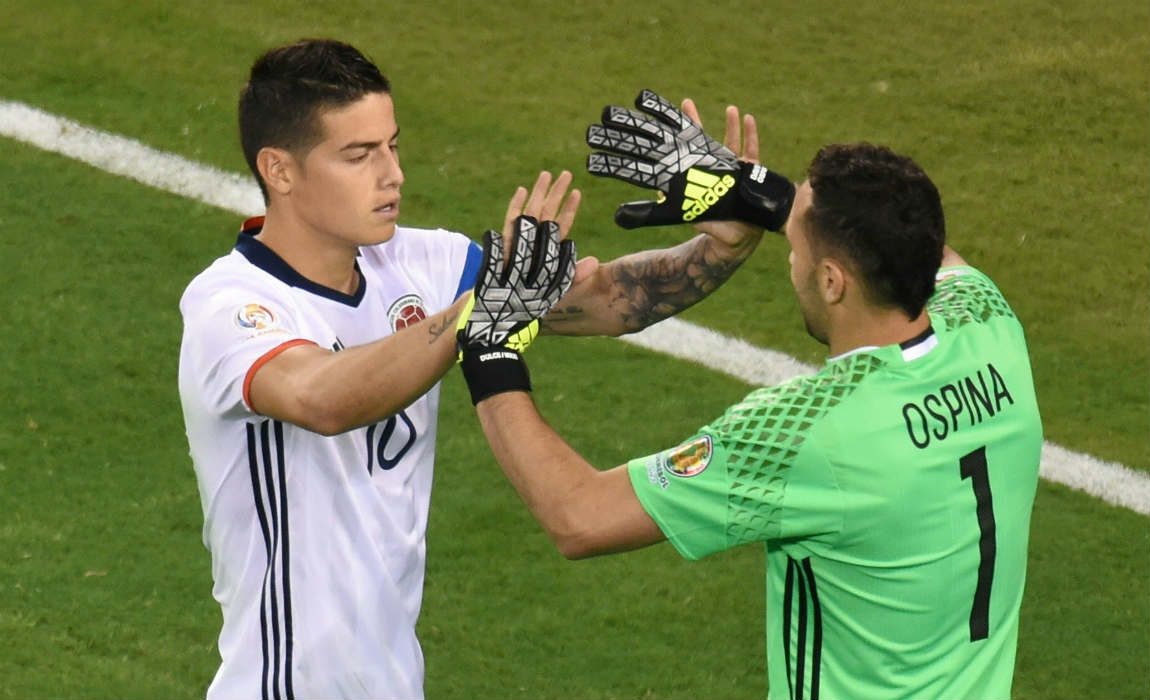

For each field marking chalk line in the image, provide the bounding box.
[3,98,1146,516]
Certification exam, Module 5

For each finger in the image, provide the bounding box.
[742,113,760,163]
[502,185,528,252]
[571,255,599,286]
[635,89,692,130]
[724,105,741,154]
[527,220,560,287]
[523,171,553,220]
[542,170,573,221]
[555,188,582,240]
[483,228,505,283]
[544,239,578,303]
[680,98,702,128]
[587,152,661,190]
[505,215,536,286]
[587,124,661,157]
[601,105,670,142]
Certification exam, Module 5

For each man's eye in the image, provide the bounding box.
[350,153,369,163]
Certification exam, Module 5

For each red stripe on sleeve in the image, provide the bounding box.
[243,339,317,413]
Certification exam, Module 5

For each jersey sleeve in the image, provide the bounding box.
[627,380,845,561]
[179,276,315,417]
[454,239,482,300]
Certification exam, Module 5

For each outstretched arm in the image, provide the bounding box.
[456,172,664,557]
[541,223,762,336]
[248,296,467,435]
[476,391,666,559]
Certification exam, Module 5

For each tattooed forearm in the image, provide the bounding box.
[610,240,741,331]
[540,229,760,336]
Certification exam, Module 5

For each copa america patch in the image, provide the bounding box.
[234,303,278,330]
[665,435,713,478]
[388,294,427,331]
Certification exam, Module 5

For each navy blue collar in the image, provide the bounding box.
[235,226,366,307]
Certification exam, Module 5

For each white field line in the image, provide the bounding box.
[3,98,1147,516]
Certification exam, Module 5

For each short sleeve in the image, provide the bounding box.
[179,280,315,417]
[628,379,850,561]
[454,240,482,300]
[628,432,730,560]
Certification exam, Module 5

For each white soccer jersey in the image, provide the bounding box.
[178,217,480,700]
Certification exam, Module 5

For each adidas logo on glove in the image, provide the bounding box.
[682,168,737,222]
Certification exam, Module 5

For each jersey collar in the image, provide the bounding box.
[898,325,938,362]
[234,217,367,307]
[826,326,939,364]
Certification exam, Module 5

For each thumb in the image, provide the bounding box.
[614,200,659,229]
[615,200,683,229]
[573,256,600,285]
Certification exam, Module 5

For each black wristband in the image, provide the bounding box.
[733,162,796,232]
[459,348,532,405]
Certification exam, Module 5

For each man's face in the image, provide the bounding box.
[291,91,404,246]
[784,180,830,345]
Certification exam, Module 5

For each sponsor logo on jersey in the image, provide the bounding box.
[388,294,427,332]
[665,435,713,477]
[235,303,278,330]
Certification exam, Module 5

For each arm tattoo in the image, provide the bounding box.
[609,239,740,331]
[426,310,459,344]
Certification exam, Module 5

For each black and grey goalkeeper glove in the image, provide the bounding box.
[586,89,794,231]
[456,214,576,404]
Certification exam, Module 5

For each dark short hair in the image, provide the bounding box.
[804,143,946,318]
[238,39,391,202]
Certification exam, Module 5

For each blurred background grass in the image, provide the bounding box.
[0,1,1146,697]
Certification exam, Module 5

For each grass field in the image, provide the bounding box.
[0,1,1147,698]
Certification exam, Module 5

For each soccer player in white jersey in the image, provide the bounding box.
[461,92,1043,698]
[178,42,768,699]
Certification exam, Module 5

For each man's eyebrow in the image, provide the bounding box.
[339,140,381,152]
[338,127,400,152]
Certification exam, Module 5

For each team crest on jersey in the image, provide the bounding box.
[665,435,713,477]
[388,294,427,331]
[234,303,278,330]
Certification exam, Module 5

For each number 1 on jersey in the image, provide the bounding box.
[960,446,996,641]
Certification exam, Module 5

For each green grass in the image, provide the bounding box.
[0,1,1146,698]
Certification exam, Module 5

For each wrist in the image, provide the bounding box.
[459,346,532,405]
[734,162,795,232]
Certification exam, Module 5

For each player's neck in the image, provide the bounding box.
[255,208,361,295]
[827,306,931,358]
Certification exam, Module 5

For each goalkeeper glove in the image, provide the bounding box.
[586,89,794,232]
[457,215,576,404]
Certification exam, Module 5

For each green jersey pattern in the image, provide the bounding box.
[628,267,1042,700]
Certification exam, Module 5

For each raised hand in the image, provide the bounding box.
[586,89,794,232]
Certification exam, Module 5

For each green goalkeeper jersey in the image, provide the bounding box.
[628,266,1042,700]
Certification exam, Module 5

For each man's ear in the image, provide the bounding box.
[256,146,295,197]
[817,257,848,306]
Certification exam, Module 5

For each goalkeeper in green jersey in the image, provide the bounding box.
[456,90,1042,699]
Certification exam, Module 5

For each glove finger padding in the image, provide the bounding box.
[586,88,795,232]
[632,89,696,131]
[586,124,662,160]
[503,214,536,287]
